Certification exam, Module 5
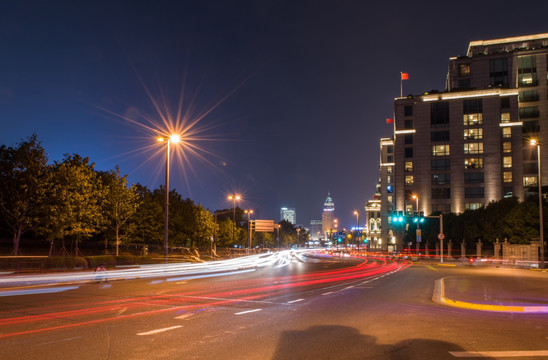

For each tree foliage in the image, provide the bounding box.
[0,134,49,255]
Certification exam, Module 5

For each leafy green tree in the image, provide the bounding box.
[0,134,49,255]
[98,167,139,255]
[130,184,163,249]
[216,218,239,247]
[500,201,540,243]
[39,154,104,256]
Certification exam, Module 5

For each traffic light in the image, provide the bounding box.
[419,211,425,223]
[397,211,404,223]
[413,212,419,223]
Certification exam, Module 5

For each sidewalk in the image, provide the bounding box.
[432,267,548,313]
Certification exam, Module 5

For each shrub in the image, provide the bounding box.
[86,255,117,269]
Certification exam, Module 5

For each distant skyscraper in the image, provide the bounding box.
[321,193,335,240]
[280,207,296,225]
[309,220,322,240]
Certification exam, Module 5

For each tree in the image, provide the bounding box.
[98,167,139,255]
[39,154,104,256]
[130,184,163,249]
[0,134,49,255]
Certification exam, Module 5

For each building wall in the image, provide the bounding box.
[394,89,520,218]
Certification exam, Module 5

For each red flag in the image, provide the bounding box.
[401,72,409,80]
[386,118,393,124]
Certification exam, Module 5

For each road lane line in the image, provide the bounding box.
[322,291,334,295]
[137,325,182,336]
[287,299,304,304]
[37,337,82,346]
[450,350,548,357]
[235,309,262,315]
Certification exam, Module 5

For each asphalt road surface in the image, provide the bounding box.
[1,251,547,360]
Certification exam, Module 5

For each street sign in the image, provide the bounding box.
[416,229,422,243]
[254,220,275,232]
[438,233,445,240]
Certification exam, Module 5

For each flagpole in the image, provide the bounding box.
[400,72,403,98]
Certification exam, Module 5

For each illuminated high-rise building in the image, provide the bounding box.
[280,207,296,225]
[388,32,548,251]
[321,192,335,240]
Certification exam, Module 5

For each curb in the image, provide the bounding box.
[432,277,548,313]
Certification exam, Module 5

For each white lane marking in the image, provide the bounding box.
[37,337,82,346]
[235,309,262,315]
[137,325,182,336]
[322,291,334,295]
[174,313,194,320]
[450,350,548,357]
[116,307,127,316]
[344,285,354,289]
[287,299,304,304]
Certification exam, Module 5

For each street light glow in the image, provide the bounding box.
[170,134,181,143]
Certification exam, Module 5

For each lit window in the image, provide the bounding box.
[432,144,450,156]
[465,203,483,210]
[405,161,413,172]
[387,175,392,184]
[405,175,414,185]
[387,196,393,204]
[502,127,511,138]
[387,166,393,174]
[463,113,483,126]
[523,176,537,186]
[503,156,512,168]
[464,128,483,140]
[501,112,511,123]
[465,158,483,169]
[464,143,483,154]
[503,171,512,182]
[459,64,471,76]
[503,142,511,153]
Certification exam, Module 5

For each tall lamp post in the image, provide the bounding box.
[244,209,254,254]
[276,224,281,252]
[354,210,360,252]
[228,194,241,258]
[531,139,545,269]
[412,194,420,258]
[157,134,181,263]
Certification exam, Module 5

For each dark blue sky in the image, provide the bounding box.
[1,0,547,228]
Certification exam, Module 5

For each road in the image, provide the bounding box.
[0,251,547,360]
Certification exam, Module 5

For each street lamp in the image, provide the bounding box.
[412,194,420,258]
[244,209,254,254]
[276,224,281,251]
[354,210,359,252]
[228,194,241,257]
[157,134,181,263]
[531,139,545,269]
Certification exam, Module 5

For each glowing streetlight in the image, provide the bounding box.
[157,134,181,263]
[228,194,241,257]
[531,139,545,269]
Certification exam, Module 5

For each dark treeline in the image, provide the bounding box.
[404,196,546,253]
[0,135,305,256]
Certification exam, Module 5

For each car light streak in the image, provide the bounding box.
[0,286,79,297]
[0,252,409,338]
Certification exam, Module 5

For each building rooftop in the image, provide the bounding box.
[467,32,548,57]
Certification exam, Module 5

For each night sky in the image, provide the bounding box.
[1,1,547,228]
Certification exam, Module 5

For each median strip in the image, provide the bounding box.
[450,350,548,357]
